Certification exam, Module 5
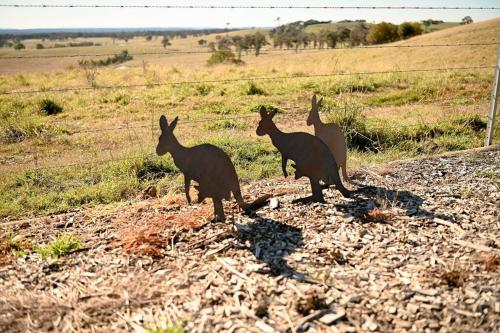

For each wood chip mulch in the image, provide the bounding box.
[0,148,499,332]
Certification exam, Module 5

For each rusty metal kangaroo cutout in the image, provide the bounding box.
[156,115,269,222]
[307,95,352,184]
[256,106,351,203]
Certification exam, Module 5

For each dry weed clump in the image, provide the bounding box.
[114,226,166,257]
[478,252,499,272]
[439,270,468,288]
[0,234,32,266]
[0,241,14,266]
[161,208,211,229]
[363,208,393,223]
[296,292,328,315]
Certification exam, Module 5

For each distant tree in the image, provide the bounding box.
[337,27,352,45]
[250,32,268,56]
[35,43,44,49]
[366,22,399,44]
[161,36,171,48]
[198,39,207,46]
[325,31,339,48]
[145,35,153,41]
[398,22,423,39]
[217,36,232,51]
[461,16,473,25]
[231,35,245,59]
[349,24,369,46]
[13,42,25,50]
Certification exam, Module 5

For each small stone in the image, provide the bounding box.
[269,198,279,209]
[388,306,397,314]
[362,319,378,332]
[256,321,274,333]
[407,303,419,314]
[341,294,362,304]
[319,309,346,325]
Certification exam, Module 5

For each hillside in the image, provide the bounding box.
[265,18,499,72]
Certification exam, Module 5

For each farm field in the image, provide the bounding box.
[0,18,499,219]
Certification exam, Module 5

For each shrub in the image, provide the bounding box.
[207,49,244,66]
[13,42,25,50]
[398,22,423,39]
[78,50,133,67]
[242,82,266,95]
[35,43,44,49]
[68,41,94,47]
[135,155,176,181]
[39,98,63,115]
[367,22,399,44]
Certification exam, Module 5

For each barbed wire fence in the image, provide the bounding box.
[0,4,499,176]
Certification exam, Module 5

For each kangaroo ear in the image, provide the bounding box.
[169,116,179,131]
[318,97,323,108]
[311,95,317,106]
[259,106,267,118]
[269,109,277,118]
[159,115,168,131]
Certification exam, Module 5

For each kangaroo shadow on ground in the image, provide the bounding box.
[336,183,453,222]
[235,215,308,280]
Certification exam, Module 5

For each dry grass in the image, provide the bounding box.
[439,270,468,288]
[478,252,499,272]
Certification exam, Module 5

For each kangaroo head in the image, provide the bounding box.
[307,95,323,126]
[256,106,277,136]
[156,115,179,156]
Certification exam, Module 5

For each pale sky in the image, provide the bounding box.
[0,0,499,29]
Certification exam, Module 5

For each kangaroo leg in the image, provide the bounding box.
[310,178,326,202]
[281,155,289,177]
[293,178,325,204]
[212,198,225,223]
[184,176,191,204]
[329,168,351,198]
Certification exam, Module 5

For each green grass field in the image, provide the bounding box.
[0,18,499,219]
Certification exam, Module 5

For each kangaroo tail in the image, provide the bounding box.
[233,186,271,211]
[339,162,369,188]
[341,164,354,185]
[337,182,352,198]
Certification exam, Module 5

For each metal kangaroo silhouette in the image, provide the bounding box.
[256,106,351,203]
[156,115,270,222]
[307,95,352,184]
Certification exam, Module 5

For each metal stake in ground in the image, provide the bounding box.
[485,43,500,146]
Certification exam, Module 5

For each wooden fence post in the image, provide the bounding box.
[485,43,500,146]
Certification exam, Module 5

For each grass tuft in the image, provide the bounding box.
[39,98,63,115]
[242,82,266,95]
[35,233,82,260]
[204,119,248,131]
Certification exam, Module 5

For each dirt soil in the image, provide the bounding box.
[0,148,499,332]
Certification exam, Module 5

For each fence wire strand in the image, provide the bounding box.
[1,4,499,10]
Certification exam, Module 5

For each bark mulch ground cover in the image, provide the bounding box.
[0,147,498,332]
